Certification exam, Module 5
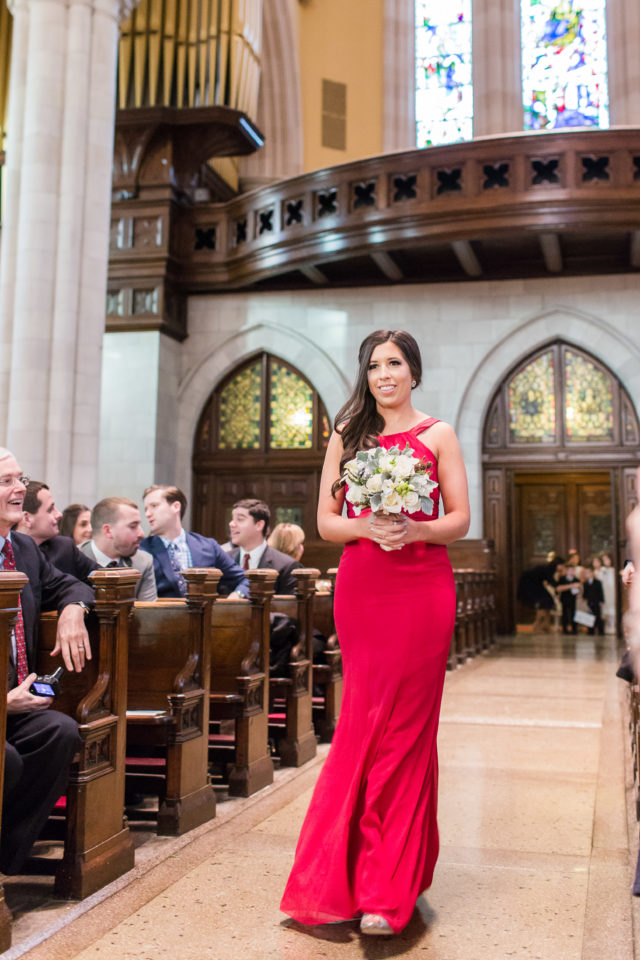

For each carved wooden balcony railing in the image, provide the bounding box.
[107,129,640,337]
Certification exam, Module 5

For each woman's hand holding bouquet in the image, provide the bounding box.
[339,444,438,551]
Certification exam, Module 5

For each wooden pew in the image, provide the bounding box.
[36,569,138,899]
[209,569,277,797]
[311,568,343,742]
[0,572,28,950]
[450,570,466,669]
[125,568,220,836]
[270,568,319,766]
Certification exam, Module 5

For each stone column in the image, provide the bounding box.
[0,0,135,504]
[383,0,415,152]
[472,0,522,137]
[0,0,29,438]
[607,0,640,126]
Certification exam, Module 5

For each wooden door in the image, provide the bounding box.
[515,471,612,621]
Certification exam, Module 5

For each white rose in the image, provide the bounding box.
[346,483,366,504]
[365,473,383,493]
[380,490,403,513]
[381,478,395,495]
[414,475,436,496]
[392,455,415,480]
[378,454,395,472]
[402,490,420,511]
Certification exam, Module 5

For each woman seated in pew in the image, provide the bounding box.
[267,523,305,563]
[280,329,470,937]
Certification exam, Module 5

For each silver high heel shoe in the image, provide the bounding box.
[360,913,393,936]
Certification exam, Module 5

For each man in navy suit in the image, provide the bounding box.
[0,449,94,873]
[228,499,301,594]
[16,480,99,583]
[228,499,304,673]
[139,485,249,598]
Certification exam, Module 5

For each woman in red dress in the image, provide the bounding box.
[280,330,470,936]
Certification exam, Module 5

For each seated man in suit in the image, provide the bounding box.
[228,499,302,594]
[79,497,157,601]
[0,448,94,874]
[15,480,99,583]
[140,485,248,598]
[229,499,304,674]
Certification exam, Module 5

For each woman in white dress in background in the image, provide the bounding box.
[597,553,617,634]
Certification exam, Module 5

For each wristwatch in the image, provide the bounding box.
[70,601,91,616]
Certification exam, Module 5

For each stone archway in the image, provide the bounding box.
[461,315,640,632]
[453,307,640,544]
[175,321,350,515]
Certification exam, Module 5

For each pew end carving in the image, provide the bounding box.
[36,568,139,899]
[270,568,321,767]
[209,569,277,797]
[126,568,220,836]
[311,567,343,742]
[0,572,28,949]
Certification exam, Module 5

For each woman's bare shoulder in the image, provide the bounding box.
[416,419,457,452]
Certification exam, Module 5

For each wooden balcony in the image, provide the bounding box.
[107,128,640,334]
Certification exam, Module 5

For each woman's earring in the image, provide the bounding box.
[411,380,417,389]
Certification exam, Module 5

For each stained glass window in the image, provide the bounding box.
[508,351,556,443]
[564,350,613,442]
[521,0,609,132]
[218,362,262,449]
[415,2,473,148]
[270,361,313,449]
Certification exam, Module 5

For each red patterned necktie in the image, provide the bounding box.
[2,539,29,683]
[243,553,250,571]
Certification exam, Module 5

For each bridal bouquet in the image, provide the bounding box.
[340,443,438,531]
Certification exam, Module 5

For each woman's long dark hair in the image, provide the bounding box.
[59,503,90,539]
[331,330,422,495]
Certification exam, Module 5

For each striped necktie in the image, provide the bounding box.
[2,539,29,683]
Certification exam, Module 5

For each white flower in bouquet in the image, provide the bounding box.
[365,473,384,494]
[338,442,439,548]
[391,454,416,480]
[345,483,366,506]
[378,453,396,473]
[380,489,404,513]
[402,489,420,511]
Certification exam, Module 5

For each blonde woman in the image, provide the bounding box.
[268,522,305,562]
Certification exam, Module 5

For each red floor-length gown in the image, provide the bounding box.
[280,418,456,933]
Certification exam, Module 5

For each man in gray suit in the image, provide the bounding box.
[80,497,157,600]
[228,498,302,595]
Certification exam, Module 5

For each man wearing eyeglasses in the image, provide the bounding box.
[0,448,94,874]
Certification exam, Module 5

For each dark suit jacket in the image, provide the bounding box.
[8,531,94,689]
[230,544,302,595]
[40,535,100,583]
[583,578,604,607]
[139,531,249,599]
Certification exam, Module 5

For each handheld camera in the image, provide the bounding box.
[29,667,64,698]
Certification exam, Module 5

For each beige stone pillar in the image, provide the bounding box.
[472,0,522,137]
[0,0,29,438]
[607,0,640,125]
[383,0,415,152]
[0,0,135,504]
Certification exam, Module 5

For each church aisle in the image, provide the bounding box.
[18,633,637,960]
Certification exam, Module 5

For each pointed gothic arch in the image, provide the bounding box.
[191,351,340,571]
[481,338,640,633]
